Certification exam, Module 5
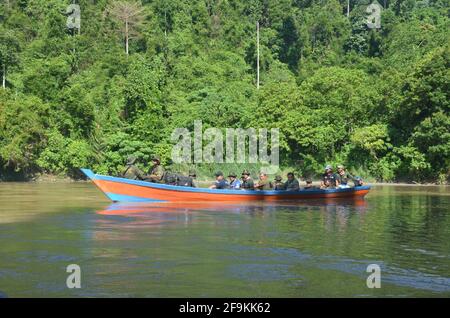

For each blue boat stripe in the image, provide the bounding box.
[105,192,167,202]
[80,168,97,180]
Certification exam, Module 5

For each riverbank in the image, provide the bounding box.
[6,173,447,186]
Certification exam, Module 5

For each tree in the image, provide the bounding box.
[106,0,147,55]
[0,28,20,89]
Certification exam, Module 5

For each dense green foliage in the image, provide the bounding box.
[0,0,449,182]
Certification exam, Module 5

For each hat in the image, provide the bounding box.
[337,164,345,169]
[214,171,224,177]
[325,165,332,170]
[151,155,161,162]
[228,172,237,178]
[274,175,282,181]
[241,169,250,176]
[126,155,137,165]
[188,169,196,177]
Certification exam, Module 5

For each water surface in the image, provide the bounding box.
[0,183,449,297]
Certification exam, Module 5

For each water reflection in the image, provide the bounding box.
[88,197,450,296]
[0,184,449,297]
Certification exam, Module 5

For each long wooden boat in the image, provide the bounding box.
[81,168,370,203]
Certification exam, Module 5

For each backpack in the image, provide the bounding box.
[176,175,194,187]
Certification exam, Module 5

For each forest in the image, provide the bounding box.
[0,0,448,183]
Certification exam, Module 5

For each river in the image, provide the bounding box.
[0,183,449,297]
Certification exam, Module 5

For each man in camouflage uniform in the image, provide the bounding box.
[273,175,286,190]
[241,170,254,189]
[254,172,273,190]
[121,155,146,180]
[336,164,359,188]
[145,155,165,183]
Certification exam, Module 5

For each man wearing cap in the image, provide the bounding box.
[273,175,286,190]
[241,170,254,190]
[188,170,198,188]
[320,165,338,189]
[284,172,300,191]
[145,155,166,183]
[254,173,273,190]
[336,165,360,188]
[121,155,146,180]
[209,171,229,189]
[228,172,241,190]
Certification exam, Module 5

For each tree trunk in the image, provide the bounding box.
[256,21,260,90]
[2,64,5,89]
[347,0,350,17]
[125,19,129,55]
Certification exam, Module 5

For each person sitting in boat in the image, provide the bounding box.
[336,165,353,188]
[209,171,229,189]
[304,178,316,190]
[320,165,338,189]
[241,170,254,189]
[188,169,198,188]
[144,155,165,183]
[121,155,146,180]
[284,172,300,191]
[273,175,286,190]
[254,173,272,190]
[228,172,241,189]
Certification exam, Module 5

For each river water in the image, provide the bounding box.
[0,182,448,297]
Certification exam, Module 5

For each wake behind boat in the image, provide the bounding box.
[81,169,371,203]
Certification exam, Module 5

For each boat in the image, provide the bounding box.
[81,168,371,203]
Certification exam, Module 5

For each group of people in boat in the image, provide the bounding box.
[209,165,363,191]
[121,155,363,191]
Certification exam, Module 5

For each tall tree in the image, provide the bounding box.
[249,0,264,89]
[0,28,20,89]
[106,0,147,55]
